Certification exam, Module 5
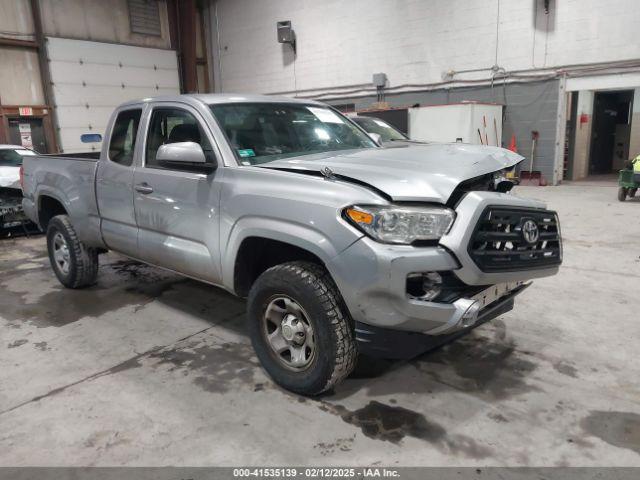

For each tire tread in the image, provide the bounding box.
[248,261,357,395]
[48,215,98,288]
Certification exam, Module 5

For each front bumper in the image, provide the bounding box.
[354,284,528,359]
[328,191,560,336]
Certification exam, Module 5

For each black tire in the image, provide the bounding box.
[247,261,357,396]
[46,215,98,288]
[629,188,637,198]
[618,187,628,202]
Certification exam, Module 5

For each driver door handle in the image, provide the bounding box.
[135,183,154,194]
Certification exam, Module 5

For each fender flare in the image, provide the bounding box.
[35,187,69,225]
[221,216,346,292]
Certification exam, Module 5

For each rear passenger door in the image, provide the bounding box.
[133,104,223,283]
[96,107,143,257]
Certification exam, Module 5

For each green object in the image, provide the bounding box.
[618,169,640,188]
[237,149,255,158]
[617,156,640,201]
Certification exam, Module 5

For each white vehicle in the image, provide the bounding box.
[0,145,36,230]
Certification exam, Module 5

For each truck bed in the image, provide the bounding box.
[37,151,101,161]
[21,152,103,245]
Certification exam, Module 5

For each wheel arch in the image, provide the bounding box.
[38,193,68,229]
[232,236,330,298]
[223,217,350,297]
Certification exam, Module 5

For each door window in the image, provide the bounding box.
[109,109,142,166]
[145,108,215,169]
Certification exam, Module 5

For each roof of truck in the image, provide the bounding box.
[119,93,325,108]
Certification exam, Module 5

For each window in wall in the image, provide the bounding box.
[109,109,142,166]
[145,108,215,168]
[128,0,162,36]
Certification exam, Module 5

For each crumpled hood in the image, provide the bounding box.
[263,143,524,203]
[0,166,21,189]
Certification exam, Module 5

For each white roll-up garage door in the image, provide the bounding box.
[46,37,180,152]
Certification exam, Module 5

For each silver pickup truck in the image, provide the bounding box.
[21,94,562,395]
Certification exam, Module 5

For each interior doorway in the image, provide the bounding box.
[0,106,57,154]
[7,117,48,152]
[589,90,634,174]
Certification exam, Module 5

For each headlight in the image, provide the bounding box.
[344,205,455,244]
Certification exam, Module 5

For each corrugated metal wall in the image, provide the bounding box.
[46,37,180,152]
[335,80,560,182]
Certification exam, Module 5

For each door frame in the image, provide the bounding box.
[0,105,58,153]
[588,90,634,175]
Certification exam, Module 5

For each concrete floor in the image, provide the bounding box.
[0,183,638,466]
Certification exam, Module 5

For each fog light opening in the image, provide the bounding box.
[461,300,481,328]
[406,272,443,301]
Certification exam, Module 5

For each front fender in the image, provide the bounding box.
[221,216,361,292]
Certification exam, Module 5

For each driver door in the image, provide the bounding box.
[133,104,223,283]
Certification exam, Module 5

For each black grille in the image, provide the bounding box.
[468,207,562,272]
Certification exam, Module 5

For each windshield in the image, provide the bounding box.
[209,103,377,165]
[0,149,33,167]
[352,116,408,142]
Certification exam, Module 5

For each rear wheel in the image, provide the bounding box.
[46,215,98,288]
[247,261,357,396]
[618,187,628,202]
[629,188,637,198]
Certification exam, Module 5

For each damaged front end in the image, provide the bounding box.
[1,187,31,234]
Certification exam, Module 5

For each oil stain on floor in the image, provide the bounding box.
[581,411,640,455]
[414,334,539,400]
[1,254,246,330]
[100,333,257,395]
[320,401,493,458]
[147,341,258,394]
[0,258,181,328]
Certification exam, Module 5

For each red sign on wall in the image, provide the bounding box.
[19,107,33,116]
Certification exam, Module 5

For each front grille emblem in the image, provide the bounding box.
[469,207,560,272]
[521,219,539,244]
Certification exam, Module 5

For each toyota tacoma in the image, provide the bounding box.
[21,94,562,395]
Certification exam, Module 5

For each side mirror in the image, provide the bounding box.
[368,132,382,146]
[156,141,215,171]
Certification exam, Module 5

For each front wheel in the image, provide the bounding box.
[46,215,98,288]
[247,261,357,396]
[629,188,637,198]
[618,187,628,202]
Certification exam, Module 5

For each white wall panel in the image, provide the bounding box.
[210,0,640,97]
[409,104,503,146]
[46,37,179,152]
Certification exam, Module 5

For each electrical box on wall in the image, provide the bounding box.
[277,21,296,49]
[372,73,387,88]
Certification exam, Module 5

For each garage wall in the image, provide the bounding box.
[210,0,640,96]
[628,88,640,162]
[39,0,171,49]
[336,80,560,182]
[569,91,594,180]
[0,0,44,106]
[47,37,180,152]
[0,0,33,36]
[0,49,45,106]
